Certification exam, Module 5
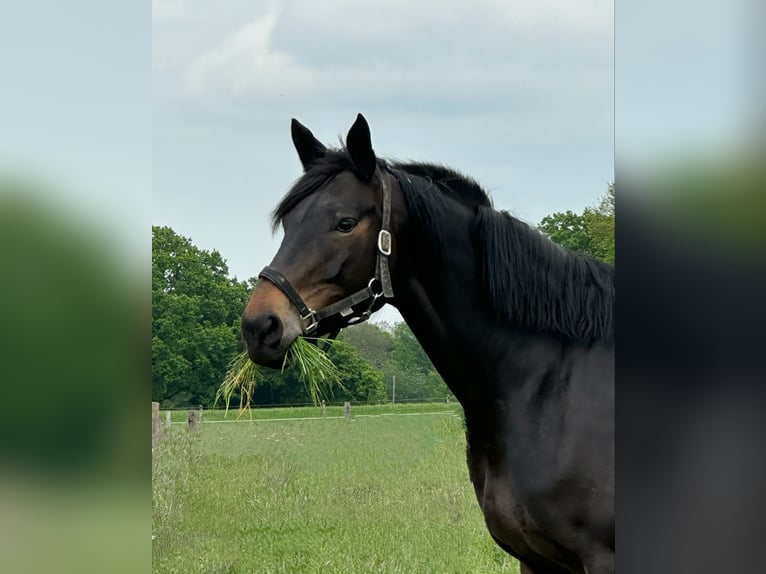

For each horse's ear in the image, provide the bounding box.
[291,118,326,171]
[346,113,377,181]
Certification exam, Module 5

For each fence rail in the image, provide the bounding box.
[152,400,462,440]
[156,395,455,411]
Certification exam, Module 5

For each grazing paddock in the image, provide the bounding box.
[152,403,519,573]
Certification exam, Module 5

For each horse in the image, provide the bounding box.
[242,114,614,574]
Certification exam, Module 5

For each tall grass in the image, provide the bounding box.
[215,351,260,418]
[151,405,518,573]
[284,337,345,405]
[215,338,345,418]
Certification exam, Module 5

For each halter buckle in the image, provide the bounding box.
[300,309,319,334]
[377,230,392,256]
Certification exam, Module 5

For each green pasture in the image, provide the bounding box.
[152,403,518,573]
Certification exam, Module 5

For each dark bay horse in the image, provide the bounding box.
[242,114,614,573]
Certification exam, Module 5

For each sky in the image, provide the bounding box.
[0,1,151,271]
[152,0,614,324]
[0,0,751,300]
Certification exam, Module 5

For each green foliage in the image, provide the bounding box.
[340,322,394,372]
[389,323,437,377]
[538,183,615,263]
[344,322,451,402]
[327,339,387,402]
[583,183,615,264]
[386,323,449,400]
[152,226,250,407]
[538,210,592,254]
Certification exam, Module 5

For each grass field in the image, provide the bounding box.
[152,403,519,573]
[166,401,462,422]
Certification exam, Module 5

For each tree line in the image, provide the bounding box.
[152,185,613,408]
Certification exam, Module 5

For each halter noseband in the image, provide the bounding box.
[258,168,396,338]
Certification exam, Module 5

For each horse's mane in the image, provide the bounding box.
[273,148,614,344]
[475,207,614,343]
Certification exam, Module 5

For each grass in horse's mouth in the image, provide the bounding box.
[215,337,344,418]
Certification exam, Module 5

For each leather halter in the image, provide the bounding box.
[258,168,395,338]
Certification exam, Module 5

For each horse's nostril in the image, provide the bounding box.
[242,312,283,349]
[261,315,278,345]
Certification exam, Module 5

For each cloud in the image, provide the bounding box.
[169,0,611,108]
[183,12,315,98]
[153,0,614,284]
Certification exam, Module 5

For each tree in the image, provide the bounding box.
[152,226,250,407]
[538,184,615,264]
[583,183,615,263]
[342,322,394,372]
[328,339,387,403]
[538,210,593,255]
[342,322,451,402]
[249,364,312,406]
[384,323,450,401]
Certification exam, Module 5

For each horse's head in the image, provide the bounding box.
[242,114,399,367]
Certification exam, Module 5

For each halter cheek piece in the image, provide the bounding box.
[258,168,396,338]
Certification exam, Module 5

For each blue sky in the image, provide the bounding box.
[152,0,615,315]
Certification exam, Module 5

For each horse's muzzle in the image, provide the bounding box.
[241,312,287,367]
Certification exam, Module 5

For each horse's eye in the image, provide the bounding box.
[336,218,358,233]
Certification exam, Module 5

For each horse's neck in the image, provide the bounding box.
[392,218,528,407]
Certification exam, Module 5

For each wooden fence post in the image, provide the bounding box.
[165,410,172,428]
[188,409,198,433]
[152,401,162,442]
[321,399,327,418]
[344,401,351,419]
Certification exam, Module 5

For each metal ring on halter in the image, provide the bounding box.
[368,277,384,298]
